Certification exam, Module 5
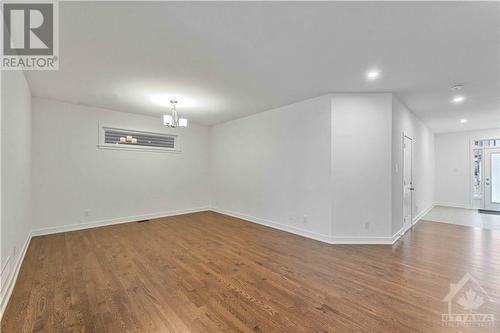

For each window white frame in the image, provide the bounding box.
[97,123,181,153]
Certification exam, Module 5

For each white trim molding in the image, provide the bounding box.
[413,204,435,225]
[391,227,405,244]
[97,122,182,153]
[391,204,435,244]
[433,202,469,209]
[31,206,210,236]
[211,207,399,245]
[0,231,32,320]
[211,207,333,244]
[330,235,398,245]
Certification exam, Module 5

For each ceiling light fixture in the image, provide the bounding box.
[366,69,381,81]
[150,94,199,109]
[449,84,464,91]
[163,100,188,128]
[452,95,465,104]
[460,119,468,124]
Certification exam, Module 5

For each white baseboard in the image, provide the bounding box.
[413,204,435,224]
[391,204,435,244]
[0,257,11,294]
[433,202,469,209]
[330,235,397,245]
[211,207,397,245]
[31,206,210,236]
[0,231,32,320]
[211,207,333,243]
[391,227,405,244]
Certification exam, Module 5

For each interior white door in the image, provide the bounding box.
[403,136,414,230]
[484,148,500,211]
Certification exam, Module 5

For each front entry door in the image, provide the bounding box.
[484,148,500,211]
[403,136,414,231]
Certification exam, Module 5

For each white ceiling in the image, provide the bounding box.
[25,1,499,132]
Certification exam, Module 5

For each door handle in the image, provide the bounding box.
[410,187,415,191]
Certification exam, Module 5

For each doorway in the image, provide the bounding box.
[403,135,414,231]
[471,138,500,213]
[484,148,500,211]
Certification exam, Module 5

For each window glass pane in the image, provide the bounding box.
[473,150,482,198]
[492,153,500,203]
[104,128,175,149]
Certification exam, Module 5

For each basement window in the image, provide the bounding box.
[98,125,180,152]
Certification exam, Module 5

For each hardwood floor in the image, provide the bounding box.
[2,211,499,332]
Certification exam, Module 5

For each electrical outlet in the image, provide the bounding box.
[364,221,370,230]
[302,215,308,224]
[84,209,91,217]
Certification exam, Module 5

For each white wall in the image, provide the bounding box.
[210,95,333,241]
[0,88,444,260]
[0,70,2,283]
[392,96,435,234]
[331,93,393,238]
[1,70,32,299]
[210,93,403,242]
[32,98,210,232]
[435,128,500,208]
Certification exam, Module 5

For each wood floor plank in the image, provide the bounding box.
[2,211,499,332]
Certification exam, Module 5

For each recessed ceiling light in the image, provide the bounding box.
[460,119,468,124]
[366,69,381,81]
[452,95,465,104]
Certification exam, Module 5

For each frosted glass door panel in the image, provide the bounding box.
[484,148,500,211]
[491,153,500,203]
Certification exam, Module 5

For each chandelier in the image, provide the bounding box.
[163,100,188,128]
